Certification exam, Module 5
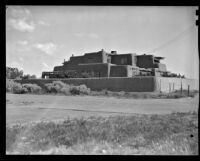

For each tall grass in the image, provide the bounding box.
[6,112,198,155]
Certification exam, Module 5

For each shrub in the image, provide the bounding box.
[53,81,67,88]
[70,84,91,95]
[44,83,56,93]
[77,84,91,95]
[22,84,42,94]
[70,86,80,95]
[6,79,43,94]
[6,79,27,94]
[116,91,126,97]
[100,89,109,95]
[12,83,28,94]
[60,86,71,95]
[44,81,90,95]
[6,79,14,92]
[44,81,71,95]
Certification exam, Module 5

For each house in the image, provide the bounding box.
[42,49,174,78]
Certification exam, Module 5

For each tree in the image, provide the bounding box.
[6,67,23,79]
[22,74,31,79]
[22,74,37,79]
[30,75,37,79]
[6,66,37,79]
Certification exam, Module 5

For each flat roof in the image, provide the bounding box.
[154,56,165,60]
[136,54,165,59]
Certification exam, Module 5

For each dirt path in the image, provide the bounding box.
[6,93,199,125]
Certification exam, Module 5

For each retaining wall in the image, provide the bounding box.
[15,77,156,92]
[15,77,198,92]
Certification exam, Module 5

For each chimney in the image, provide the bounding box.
[111,51,117,54]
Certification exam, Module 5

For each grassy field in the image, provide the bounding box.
[6,93,199,155]
[6,112,198,155]
[6,93,199,124]
[90,90,199,99]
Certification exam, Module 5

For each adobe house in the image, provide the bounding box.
[18,49,198,92]
[42,49,176,78]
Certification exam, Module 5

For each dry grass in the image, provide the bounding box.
[90,90,199,99]
[6,111,198,155]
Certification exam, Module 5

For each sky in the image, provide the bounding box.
[6,6,199,79]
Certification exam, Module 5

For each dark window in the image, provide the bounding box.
[121,58,127,64]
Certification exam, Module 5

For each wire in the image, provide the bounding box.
[148,24,196,53]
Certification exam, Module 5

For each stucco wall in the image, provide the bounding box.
[131,53,137,67]
[157,63,167,72]
[155,77,199,92]
[136,55,154,68]
[110,66,128,77]
[16,77,156,92]
[77,63,109,77]
[54,51,106,72]
[15,77,198,92]
[83,52,104,64]
[111,54,133,65]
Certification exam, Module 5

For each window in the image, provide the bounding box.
[121,58,127,64]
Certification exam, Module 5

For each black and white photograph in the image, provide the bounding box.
[5,6,199,155]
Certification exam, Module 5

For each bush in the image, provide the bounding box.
[22,84,42,94]
[6,79,27,94]
[12,83,28,94]
[44,81,71,95]
[70,86,80,95]
[100,89,109,95]
[44,81,90,95]
[6,79,42,94]
[44,83,56,93]
[70,84,91,95]
[6,79,14,92]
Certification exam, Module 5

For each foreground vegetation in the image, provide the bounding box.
[6,79,198,99]
[6,112,198,155]
[6,79,90,95]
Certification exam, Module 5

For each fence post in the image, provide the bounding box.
[188,85,190,96]
[160,79,161,93]
[180,79,182,95]
[169,83,171,93]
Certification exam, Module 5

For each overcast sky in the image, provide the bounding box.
[6,6,199,79]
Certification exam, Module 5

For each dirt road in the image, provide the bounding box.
[6,93,199,124]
